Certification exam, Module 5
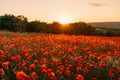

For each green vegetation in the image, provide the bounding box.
[95,27,120,36]
[0,14,120,36]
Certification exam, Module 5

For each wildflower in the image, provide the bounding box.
[29,64,35,71]
[11,55,21,61]
[56,69,62,75]
[83,67,89,74]
[41,64,47,69]
[48,72,55,79]
[16,71,30,80]
[109,69,115,77]
[76,74,84,80]
[52,77,58,80]
[56,59,62,66]
[18,61,27,69]
[47,68,52,73]
[34,60,39,64]
[64,60,68,65]
[118,78,120,80]
[0,68,4,75]
[59,65,64,71]
[68,64,73,70]
[1,61,10,67]
[65,70,70,76]
[99,62,105,68]
[42,69,47,74]
[10,44,15,49]
[92,77,97,80]
[31,72,37,79]
[0,50,4,55]
[77,66,82,71]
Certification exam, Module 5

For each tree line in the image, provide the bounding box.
[0,14,118,36]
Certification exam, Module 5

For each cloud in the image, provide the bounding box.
[88,2,108,7]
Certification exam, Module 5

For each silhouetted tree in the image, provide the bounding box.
[17,15,28,31]
[26,21,47,32]
[0,14,28,32]
[68,22,96,35]
[49,22,62,34]
[2,14,116,36]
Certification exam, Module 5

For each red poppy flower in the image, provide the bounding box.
[76,74,84,80]
[29,64,35,71]
[1,61,11,67]
[16,71,30,80]
[0,50,4,55]
[56,69,62,75]
[48,72,55,79]
[65,70,70,76]
[118,78,120,80]
[31,72,37,79]
[11,55,21,61]
[0,68,4,75]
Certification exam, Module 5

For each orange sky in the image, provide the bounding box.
[0,0,120,23]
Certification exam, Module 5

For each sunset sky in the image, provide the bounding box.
[0,0,120,23]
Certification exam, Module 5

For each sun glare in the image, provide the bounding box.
[57,16,72,24]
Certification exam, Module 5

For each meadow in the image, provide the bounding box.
[0,31,120,80]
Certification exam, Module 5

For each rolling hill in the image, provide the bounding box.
[88,22,120,29]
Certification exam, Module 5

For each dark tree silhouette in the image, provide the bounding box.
[1,14,118,36]
[0,14,28,32]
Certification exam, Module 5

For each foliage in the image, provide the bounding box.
[68,22,96,35]
[0,14,120,36]
[95,27,120,36]
[0,14,96,35]
[0,14,28,32]
[26,21,45,32]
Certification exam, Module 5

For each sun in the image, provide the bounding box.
[57,16,72,24]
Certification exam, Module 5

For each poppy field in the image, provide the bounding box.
[0,32,120,80]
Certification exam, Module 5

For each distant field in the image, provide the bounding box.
[88,22,120,29]
[88,22,120,36]
[0,31,120,80]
